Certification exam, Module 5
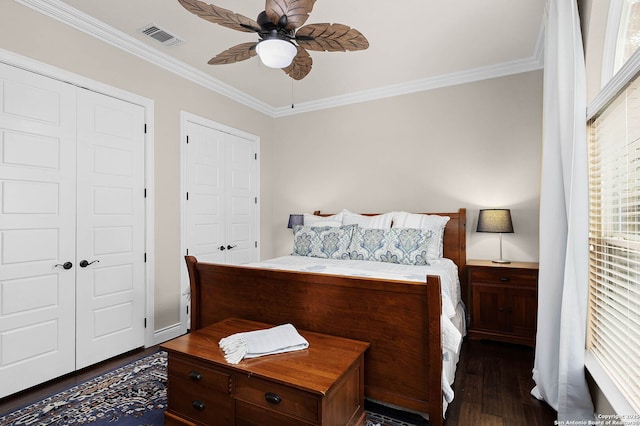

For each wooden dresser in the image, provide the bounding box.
[161,318,370,426]
[467,259,539,347]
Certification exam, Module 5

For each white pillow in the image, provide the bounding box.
[391,212,450,259]
[303,212,343,227]
[342,209,394,229]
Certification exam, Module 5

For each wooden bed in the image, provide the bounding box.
[185,208,466,426]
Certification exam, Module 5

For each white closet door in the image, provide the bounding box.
[186,121,226,264]
[75,89,146,369]
[226,133,257,264]
[0,63,77,397]
[185,121,257,265]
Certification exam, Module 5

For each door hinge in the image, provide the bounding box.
[254,153,257,160]
[186,135,189,144]
[144,253,147,263]
[186,192,189,200]
[144,124,147,134]
[186,248,189,255]
[144,318,147,328]
[255,241,258,248]
[144,188,147,198]
[255,197,257,204]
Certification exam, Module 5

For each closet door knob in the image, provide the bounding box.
[218,245,226,251]
[54,261,73,270]
[227,245,237,250]
[79,260,100,268]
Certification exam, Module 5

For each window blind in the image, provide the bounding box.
[587,75,640,412]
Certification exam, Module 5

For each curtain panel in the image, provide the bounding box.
[531,0,594,421]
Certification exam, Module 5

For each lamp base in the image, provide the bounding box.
[492,259,511,264]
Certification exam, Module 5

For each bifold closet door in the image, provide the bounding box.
[75,89,146,370]
[0,64,146,397]
[185,121,257,265]
[0,63,77,396]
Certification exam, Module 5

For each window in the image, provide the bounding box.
[614,1,640,75]
[587,72,640,412]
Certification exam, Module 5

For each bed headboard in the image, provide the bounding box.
[312,208,467,283]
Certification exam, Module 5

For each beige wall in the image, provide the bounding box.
[270,71,543,263]
[1,2,543,336]
[0,1,274,332]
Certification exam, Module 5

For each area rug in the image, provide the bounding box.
[0,351,167,426]
[0,351,427,425]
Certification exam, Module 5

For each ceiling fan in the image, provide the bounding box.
[177,0,369,80]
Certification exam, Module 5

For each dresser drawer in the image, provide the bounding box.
[167,376,234,425]
[470,268,537,287]
[234,374,319,422]
[235,400,314,426]
[168,354,231,394]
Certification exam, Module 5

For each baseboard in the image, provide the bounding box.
[151,323,185,346]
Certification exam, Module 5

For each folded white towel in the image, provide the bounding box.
[219,323,310,364]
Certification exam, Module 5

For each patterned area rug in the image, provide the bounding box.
[0,351,167,425]
[0,351,427,425]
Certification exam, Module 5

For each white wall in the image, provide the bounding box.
[268,71,543,263]
[0,1,275,333]
[1,1,543,336]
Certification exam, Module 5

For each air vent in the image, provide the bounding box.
[139,24,183,47]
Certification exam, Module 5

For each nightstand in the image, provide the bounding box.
[467,259,539,347]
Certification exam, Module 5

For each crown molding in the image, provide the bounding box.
[17,0,545,118]
[273,56,544,117]
[15,0,274,116]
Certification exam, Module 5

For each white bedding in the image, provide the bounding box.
[244,255,467,414]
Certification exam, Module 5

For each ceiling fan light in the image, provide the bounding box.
[256,39,297,68]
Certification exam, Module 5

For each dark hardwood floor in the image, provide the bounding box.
[0,339,556,425]
[445,338,557,425]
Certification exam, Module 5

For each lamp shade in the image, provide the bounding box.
[476,209,514,233]
[256,39,297,68]
[287,214,304,229]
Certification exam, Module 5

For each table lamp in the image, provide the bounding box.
[476,209,514,264]
[287,214,304,229]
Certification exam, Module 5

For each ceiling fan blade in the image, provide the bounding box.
[178,0,260,33]
[283,46,312,80]
[265,0,317,30]
[208,42,258,65]
[296,23,369,52]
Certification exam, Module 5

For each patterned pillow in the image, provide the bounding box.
[391,212,450,259]
[292,225,356,259]
[348,228,434,265]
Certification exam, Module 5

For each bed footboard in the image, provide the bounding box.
[185,256,444,426]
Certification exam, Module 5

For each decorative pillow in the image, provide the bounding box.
[342,209,395,229]
[303,212,343,227]
[391,212,450,259]
[348,227,434,266]
[293,225,356,259]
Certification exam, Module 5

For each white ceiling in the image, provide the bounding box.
[24,0,545,116]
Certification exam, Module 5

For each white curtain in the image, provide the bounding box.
[531,0,595,421]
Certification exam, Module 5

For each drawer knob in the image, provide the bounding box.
[189,371,203,381]
[192,400,206,411]
[264,392,282,405]
[499,277,510,282]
